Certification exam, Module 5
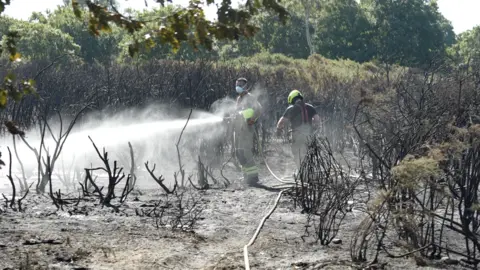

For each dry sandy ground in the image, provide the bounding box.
[0,157,470,270]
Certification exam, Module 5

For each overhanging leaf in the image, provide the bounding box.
[0,90,7,108]
[0,0,11,15]
[128,41,140,57]
[72,0,83,18]
[11,90,22,102]
[5,72,16,83]
[9,52,21,62]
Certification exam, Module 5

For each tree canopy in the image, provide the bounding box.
[0,0,475,109]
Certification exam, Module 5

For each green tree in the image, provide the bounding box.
[116,6,218,62]
[217,36,262,60]
[218,11,310,59]
[281,0,322,56]
[314,0,375,62]
[0,0,290,108]
[361,0,455,67]
[1,19,80,62]
[42,6,123,64]
[0,13,16,34]
[29,12,48,24]
[63,0,119,9]
[448,26,480,65]
[66,0,289,56]
[256,13,310,58]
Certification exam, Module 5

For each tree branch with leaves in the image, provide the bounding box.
[68,0,289,56]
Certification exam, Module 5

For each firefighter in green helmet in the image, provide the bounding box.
[233,77,263,186]
[276,89,321,172]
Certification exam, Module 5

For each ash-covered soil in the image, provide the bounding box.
[0,157,469,270]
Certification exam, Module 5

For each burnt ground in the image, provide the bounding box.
[0,154,471,270]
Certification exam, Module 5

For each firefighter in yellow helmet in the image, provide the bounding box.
[233,77,263,186]
[276,89,320,172]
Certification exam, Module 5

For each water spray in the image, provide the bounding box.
[0,105,228,192]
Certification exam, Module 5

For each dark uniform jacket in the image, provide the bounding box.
[282,100,318,131]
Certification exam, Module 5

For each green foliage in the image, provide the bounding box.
[0,0,290,111]
[361,0,455,67]
[0,19,41,109]
[64,0,119,9]
[0,0,472,112]
[257,0,456,66]
[218,12,311,59]
[1,20,80,61]
[0,72,38,109]
[392,155,441,189]
[0,14,31,110]
[43,6,122,63]
[0,30,20,61]
[438,124,480,159]
[314,0,375,62]
[447,26,480,65]
[0,0,463,67]
[217,37,263,60]
[0,13,15,33]
[224,52,384,98]
[255,12,310,58]
[0,16,19,59]
[0,0,10,15]
[116,6,218,62]
[68,0,290,57]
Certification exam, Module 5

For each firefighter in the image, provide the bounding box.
[233,77,262,186]
[276,89,320,172]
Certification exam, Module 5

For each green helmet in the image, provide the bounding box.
[288,89,303,105]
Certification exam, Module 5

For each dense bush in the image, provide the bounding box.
[0,52,389,133]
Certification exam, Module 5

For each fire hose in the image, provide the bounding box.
[223,113,300,269]
[224,115,295,185]
[241,125,336,269]
[242,123,296,270]
[222,111,351,269]
[243,189,286,270]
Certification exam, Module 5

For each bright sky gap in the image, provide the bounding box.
[3,0,480,34]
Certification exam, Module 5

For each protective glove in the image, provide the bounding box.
[241,108,255,125]
[275,128,282,137]
[246,118,256,125]
[222,116,231,123]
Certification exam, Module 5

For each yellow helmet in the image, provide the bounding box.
[288,89,303,104]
